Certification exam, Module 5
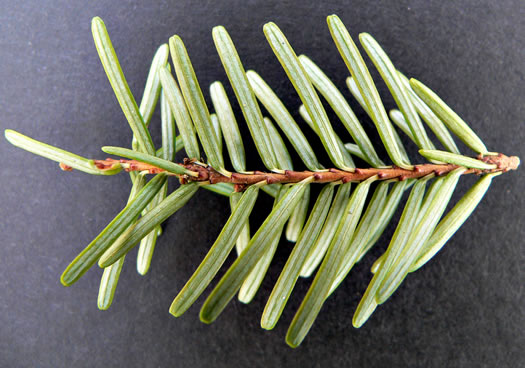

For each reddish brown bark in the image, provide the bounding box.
[86,153,519,191]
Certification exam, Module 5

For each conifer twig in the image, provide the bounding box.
[83,153,519,191]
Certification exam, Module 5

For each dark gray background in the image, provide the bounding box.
[1,1,524,367]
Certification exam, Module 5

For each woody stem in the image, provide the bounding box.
[84,153,519,192]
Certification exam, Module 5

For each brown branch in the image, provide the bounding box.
[84,153,519,192]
